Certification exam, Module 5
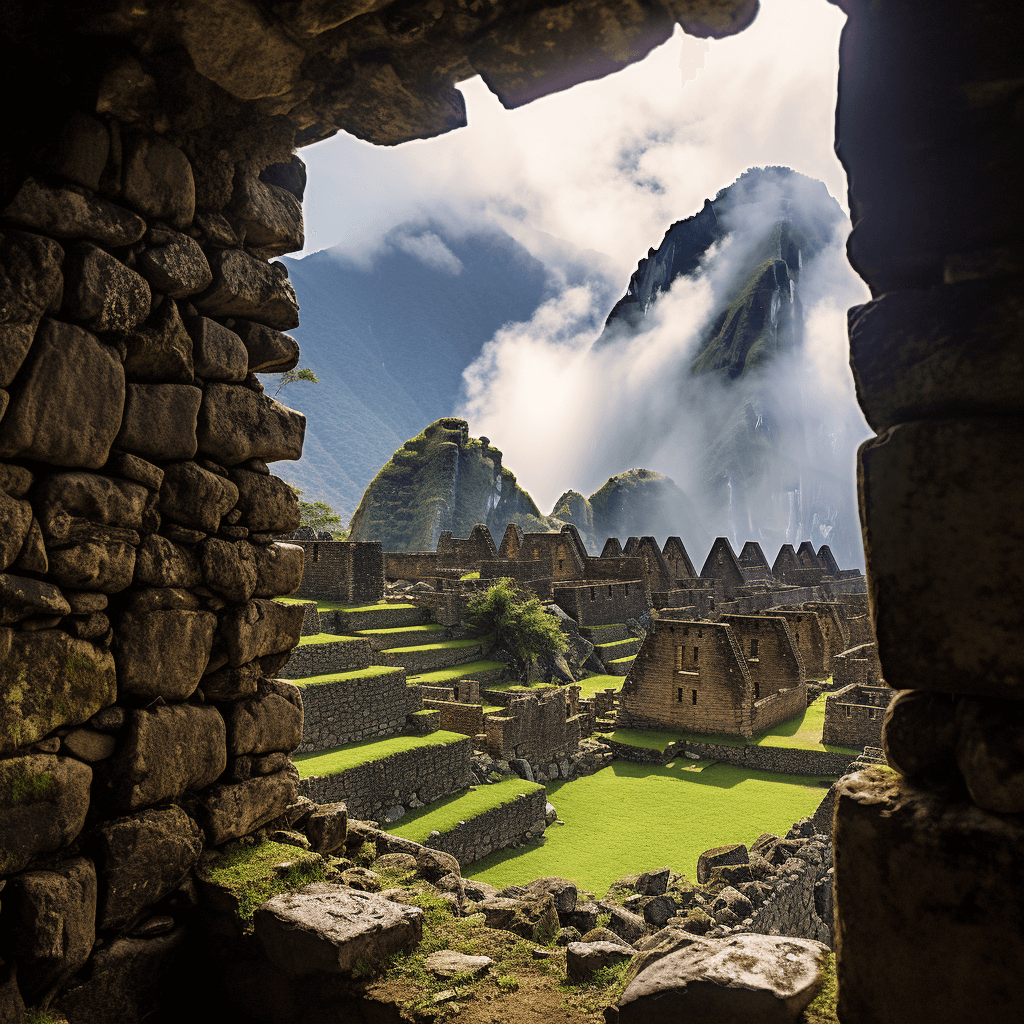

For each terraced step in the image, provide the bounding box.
[407,660,508,688]
[382,638,486,673]
[326,602,429,632]
[279,633,373,679]
[607,654,637,676]
[583,622,629,644]
[295,730,473,821]
[596,637,642,667]
[356,623,447,652]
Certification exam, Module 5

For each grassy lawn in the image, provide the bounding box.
[608,655,635,665]
[383,637,483,654]
[577,675,621,698]
[287,665,401,689]
[460,570,481,580]
[293,730,468,777]
[595,639,637,651]
[385,778,546,843]
[357,624,445,636]
[408,660,506,684]
[464,761,833,894]
[338,601,416,612]
[604,696,859,756]
[295,632,360,647]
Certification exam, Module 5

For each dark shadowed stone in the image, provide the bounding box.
[13,516,47,574]
[122,296,194,383]
[0,490,32,570]
[201,661,261,702]
[566,941,633,983]
[0,464,33,498]
[39,112,110,190]
[228,318,300,373]
[186,315,248,382]
[642,894,678,927]
[2,177,146,247]
[635,866,671,896]
[62,727,116,762]
[882,689,959,785]
[0,754,92,874]
[525,876,577,915]
[196,383,305,464]
[306,802,348,855]
[105,451,164,492]
[6,857,96,1001]
[259,155,306,201]
[0,628,115,754]
[696,843,748,884]
[606,905,645,944]
[252,542,304,598]
[94,806,203,930]
[834,766,1024,1024]
[954,696,1024,813]
[415,847,460,883]
[116,383,202,462]
[62,242,151,334]
[0,959,24,1022]
[121,133,195,229]
[614,934,828,1024]
[34,470,151,531]
[98,704,226,811]
[229,466,301,533]
[191,768,298,844]
[254,884,423,975]
[200,538,258,603]
[133,533,201,588]
[228,175,304,257]
[196,249,299,329]
[0,574,69,625]
[136,227,212,297]
[221,597,305,667]
[113,606,217,700]
[0,320,125,468]
[159,460,238,532]
[47,540,137,593]
[224,682,303,756]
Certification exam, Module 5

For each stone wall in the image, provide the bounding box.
[721,614,806,701]
[420,786,548,866]
[298,735,473,820]
[760,609,829,679]
[295,668,420,752]
[821,684,893,749]
[484,688,584,768]
[551,580,650,626]
[379,639,485,674]
[832,643,884,689]
[277,637,374,679]
[385,550,443,582]
[293,540,384,604]
[423,699,485,738]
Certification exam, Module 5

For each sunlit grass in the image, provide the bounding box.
[293,730,468,776]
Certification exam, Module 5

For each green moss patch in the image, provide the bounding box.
[296,632,360,648]
[385,779,545,844]
[294,730,468,777]
[288,665,401,689]
[464,761,833,894]
[408,660,507,685]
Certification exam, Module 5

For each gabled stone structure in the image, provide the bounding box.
[738,541,773,585]
[498,522,523,559]
[623,536,676,593]
[601,536,624,558]
[759,608,831,680]
[700,536,748,599]
[663,536,698,581]
[822,683,894,749]
[292,540,384,604]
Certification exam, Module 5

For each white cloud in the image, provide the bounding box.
[391,229,464,274]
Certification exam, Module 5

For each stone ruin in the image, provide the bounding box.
[0,1,1022,1022]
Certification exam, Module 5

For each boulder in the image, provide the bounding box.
[200,538,258,603]
[159,460,238,532]
[113,606,217,700]
[191,768,298,844]
[186,315,248,382]
[201,661,261,702]
[0,319,125,468]
[94,806,203,930]
[39,112,110,190]
[115,383,202,461]
[0,575,70,625]
[35,470,152,531]
[882,689,959,785]
[121,132,195,229]
[63,242,151,334]
[224,682,303,756]
[414,846,460,883]
[196,249,299,330]
[566,941,633,983]
[122,295,194,383]
[613,934,829,1024]
[627,927,706,983]
[252,542,304,598]
[228,318,300,373]
[606,905,645,944]
[220,598,304,667]
[0,754,92,874]
[641,894,678,928]
[954,696,1024,814]
[635,866,671,896]
[525,876,577,916]
[580,926,632,948]
[196,383,305,465]
[696,843,749,884]
[254,884,422,975]
[135,227,212,297]
[229,466,301,533]
[0,628,115,754]
[47,540,137,593]
[423,949,493,980]
[477,893,559,942]
[133,533,202,588]
[98,704,226,811]
[305,802,348,855]
[5,857,97,1000]
[228,175,304,256]
[709,885,753,924]
[62,727,116,762]
[0,489,32,570]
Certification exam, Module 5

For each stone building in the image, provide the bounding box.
[291,540,384,604]
[822,683,894,749]
[759,608,831,679]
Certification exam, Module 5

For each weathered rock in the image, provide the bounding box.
[201,661,261,702]
[228,175,304,256]
[220,597,304,666]
[0,578,68,630]
[122,296,194,383]
[94,806,203,930]
[0,489,32,570]
[35,470,152,532]
[229,466,301,533]
[159,460,238,532]
[6,857,96,1000]
[606,905,646,945]
[62,726,116,762]
[255,883,422,976]
[414,846,460,883]
[132,533,200,589]
[424,949,493,979]
[136,228,212,297]
[0,463,33,498]
[696,843,748,884]
[613,934,829,1024]
[641,894,678,928]
[834,766,1024,1023]
[882,689,959,784]
[305,802,348,855]
[47,540,137,593]
[0,628,115,754]
[525,876,577,916]
[62,242,151,334]
[954,696,1024,813]
[39,111,110,190]
[186,315,249,382]
[252,541,304,598]
[477,894,559,942]
[2,177,146,247]
[0,229,64,387]
[196,383,305,464]
[192,769,299,844]
[121,132,195,229]
[0,754,92,874]
[196,249,299,330]
[628,927,706,983]
[228,318,300,373]
[0,319,125,468]
[200,538,258,603]
[224,682,303,756]
[98,704,226,811]
[116,383,202,461]
[12,516,48,574]
[113,606,217,700]
[105,452,164,492]
[709,885,753,923]
[635,866,671,896]
[566,940,633,983]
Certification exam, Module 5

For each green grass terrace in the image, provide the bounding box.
[293,730,468,776]
[286,665,402,689]
[407,660,507,685]
[295,633,363,647]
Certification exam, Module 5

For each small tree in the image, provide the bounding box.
[464,578,567,681]
[273,367,319,397]
[290,487,348,539]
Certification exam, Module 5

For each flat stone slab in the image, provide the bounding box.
[254,883,422,976]
[613,933,829,1024]
[423,950,493,979]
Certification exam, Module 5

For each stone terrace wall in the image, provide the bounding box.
[421,787,548,866]
[423,699,485,738]
[483,689,583,767]
[833,643,884,689]
[293,541,384,604]
[296,669,420,752]
[278,637,373,678]
[552,580,650,626]
[750,684,808,734]
[298,736,473,820]
[385,551,443,582]
[822,684,893,749]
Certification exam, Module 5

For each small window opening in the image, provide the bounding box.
[691,689,698,705]
[590,587,595,601]
[693,646,699,663]
[558,558,563,570]
[750,639,759,657]
[677,687,683,702]
[312,543,320,563]
[608,585,612,597]
[754,681,760,699]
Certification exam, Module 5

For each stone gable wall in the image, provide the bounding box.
[484,689,583,765]
[759,609,829,679]
[551,580,649,626]
[294,541,384,604]
[822,684,893,749]
[422,699,485,738]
